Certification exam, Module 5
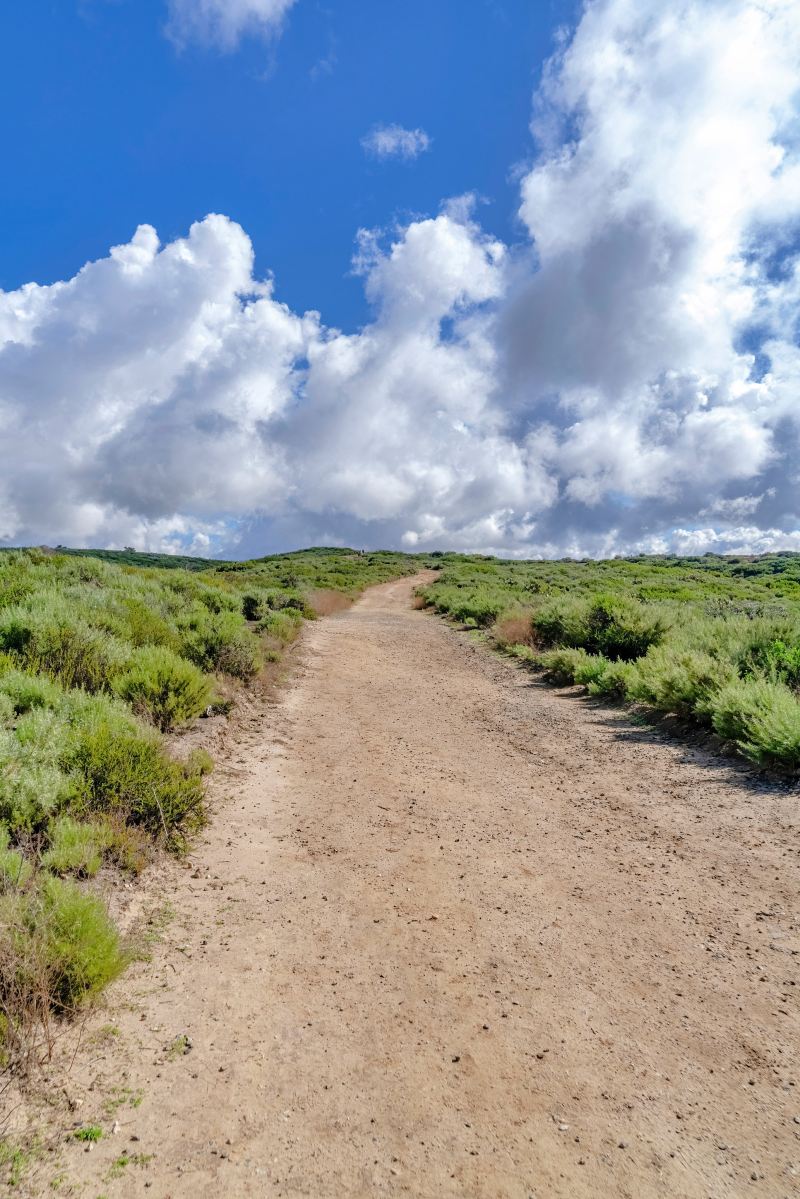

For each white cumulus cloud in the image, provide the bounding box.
[361,124,432,161]
[1,0,800,558]
[165,0,296,50]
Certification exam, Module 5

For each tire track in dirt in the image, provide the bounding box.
[20,573,800,1197]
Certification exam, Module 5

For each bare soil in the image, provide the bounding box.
[9,574,800,1197]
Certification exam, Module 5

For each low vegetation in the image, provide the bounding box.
[421,551,800,772]
[0,546,423,1070]
[8,540,797,1077]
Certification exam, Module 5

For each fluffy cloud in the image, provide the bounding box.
[497,0,800,556]
[2,0,799,558]
[165,0,296,50]
[361,124,432,161]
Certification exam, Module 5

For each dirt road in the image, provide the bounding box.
[33,574,800,1197]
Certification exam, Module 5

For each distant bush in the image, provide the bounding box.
[113,646,212,730]
[532,598,590,650]
[531,595,666,661]
[430,586,506,628]
[241,592,263,621]
[257,608,303,645]
[179,609,260,679]
[583,596,667,661]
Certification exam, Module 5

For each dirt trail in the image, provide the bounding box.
[26,574,800,1197]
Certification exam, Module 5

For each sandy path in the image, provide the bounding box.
[33,573,800,1197]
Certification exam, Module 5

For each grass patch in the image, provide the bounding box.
[107,1151,154,1180]
[0,1138,33,1188]
[73,1126,103,1143]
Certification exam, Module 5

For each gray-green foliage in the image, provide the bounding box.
[0,546,423,1062]
[112,646,212,731]
[423,551,800,772]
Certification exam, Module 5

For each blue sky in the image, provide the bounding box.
[0,0,798,559]
[1,0,576,331]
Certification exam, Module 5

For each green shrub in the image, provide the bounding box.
[65,718,206,846]
[0,599,128,691]
[258,608,303,645]
[0,877,127,1049]
[537,647,594,684]
[505,643,536,661]
[742,636,800,689]
[114,596,179,651]
[0,827,32,891]
[533,598,590,649]
[214,632,260,678]
[186,748,214,776]
[0,670,64,715]
[710,677,769,743]
[586,660,638,699]
[241,592,264,621]
[0,711,75,833]
[179,610,260,679]
[573,653,612,687]
[73,1126,103,1143]
[101,818,151,876]
[42,817,111,878]
[631,647,735,722]
[583,595,667,661]
[33,876,128,1008]
[740,698,800,769]
[195,585,239,615]
[113,646,212,731]
[711,677,800,768]
[431,587,506,627]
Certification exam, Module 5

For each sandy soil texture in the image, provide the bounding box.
[12,574,800,1197]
